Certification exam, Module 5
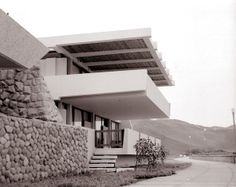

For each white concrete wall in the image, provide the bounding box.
[40,58,67,76]
[123,128,140,154]
[40,58,56,76]
[146,75,170,117]
[84,128,95,161]
[58,109,67,124]
[0,9,48,68]
[56,58,67,75]
[44,70,148,100]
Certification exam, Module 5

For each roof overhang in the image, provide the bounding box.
[39,28,174,86]
[44,70,170,120]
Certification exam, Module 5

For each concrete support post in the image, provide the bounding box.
[66,104,72,125]
[91,112,96,129]
[67,58,73,74]
[108,119,112,148]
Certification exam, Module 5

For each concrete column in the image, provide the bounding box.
[67,58,73,74]
[108,119,112,147]
[66,104,72,125]
[91,112,95,129]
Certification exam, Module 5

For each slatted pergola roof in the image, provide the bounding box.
[40,28,174,86]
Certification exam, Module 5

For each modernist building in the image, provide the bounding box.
[38,29,174,168]
[0,8,173,170]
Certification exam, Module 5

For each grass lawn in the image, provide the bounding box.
[0,160,191,187]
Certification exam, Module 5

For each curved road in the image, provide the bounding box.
[128,158,236,187]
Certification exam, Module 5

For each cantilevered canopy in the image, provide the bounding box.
[40,28,174,86]
[44,70,170,119]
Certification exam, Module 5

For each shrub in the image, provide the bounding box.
[134,138,168,171]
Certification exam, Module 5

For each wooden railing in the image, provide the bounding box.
[95,129,124,148]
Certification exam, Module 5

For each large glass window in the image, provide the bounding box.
[95,115,109,130]
[72,106,92,128]
[83,111,92,128]
[72,107,82,127]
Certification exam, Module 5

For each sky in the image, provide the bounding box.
[1,0,236,127]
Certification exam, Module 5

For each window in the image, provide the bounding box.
[72,107,82,127]
[72,106,92,128]
[95,115,109,130]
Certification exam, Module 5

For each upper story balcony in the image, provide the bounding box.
[44,69,170,120]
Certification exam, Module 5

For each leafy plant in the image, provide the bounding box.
[134,138,168,171]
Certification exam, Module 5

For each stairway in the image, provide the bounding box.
[89,154,118,172]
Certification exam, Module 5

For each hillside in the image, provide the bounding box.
[121,119,235,155]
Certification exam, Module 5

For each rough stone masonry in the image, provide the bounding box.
[0,67,88,183]
[0,113,88,183]
[0,66,62,122]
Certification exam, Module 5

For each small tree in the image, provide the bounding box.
[135,138,165,171]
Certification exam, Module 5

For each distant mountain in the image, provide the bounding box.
[121,119,235,155]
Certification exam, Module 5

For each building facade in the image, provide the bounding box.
[38,29,174,162]
[0,8,174,171]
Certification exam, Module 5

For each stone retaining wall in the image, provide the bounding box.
[0,66,62,122]
[0,113,88,183]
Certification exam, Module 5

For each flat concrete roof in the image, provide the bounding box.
[40,28,174,86]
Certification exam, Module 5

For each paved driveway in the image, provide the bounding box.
[127,158,236,187]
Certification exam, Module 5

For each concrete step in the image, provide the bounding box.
[92,155,118,160]
[90,159,116,164]
[89,163,115,168]
[88,168,116,172]
[116,168,134,172]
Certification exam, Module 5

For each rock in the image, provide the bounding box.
[7,70,15,79]
[12,92,20,100]
[23,86,31,94]
[26,133,31,140]
[1,91,9,100]
[15,71,24,81]
[5,79,14,85]
[0,70,7,80]
[24,157,29,166]
[0,128,6,137]
[4,133,9,140]
[0,119,3,128]
[9,101,17,108]
[0,137,7,144]
[23,95,31,102]
[5,125,13,133]
[23,174,28,181]
[4,141,10,148]
[13,148,18,155]
[6,154,10,162]
[3,98,10,106]
[8,85,15,93]
[6,162,11,169]
[15,81,24,91]
[0,175,6,183]
[18,102,26,108]
[31,93,38,102]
